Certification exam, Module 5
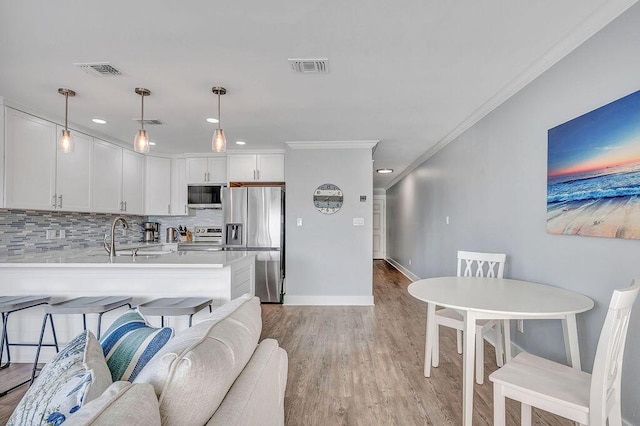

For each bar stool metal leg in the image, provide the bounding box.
[31,313,59,385]
[1,312,11,369]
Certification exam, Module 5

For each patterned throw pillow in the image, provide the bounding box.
[99,309,173,382]
[8,330,112,426]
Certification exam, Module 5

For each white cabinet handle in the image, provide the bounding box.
[204,172,207,182]
[168,204,170,214]
[184,204,187,214]
[124,201,127,212]
[256,169,260,181]
[119,201,123,212]
[52,194,57,208]
[253,170,256,180]
[58,195,63,208]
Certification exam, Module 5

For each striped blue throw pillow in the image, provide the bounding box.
[99,309,173,382]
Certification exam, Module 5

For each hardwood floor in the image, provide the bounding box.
[261,260,571,426]
[1,260,570,425]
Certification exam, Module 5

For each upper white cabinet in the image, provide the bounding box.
[170,158,188,216]
[122,150,144,215]
[92,140,123,213]
[186,157,227,184]
[55,127,93,212]
[227,153,284,182]
[92,141,144,215]
[4,108,92,212]
[145,156,171,215]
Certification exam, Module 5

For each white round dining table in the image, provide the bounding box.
[408,276,594,426]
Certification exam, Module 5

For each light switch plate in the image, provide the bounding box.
[46,230,56,239]
[296,218,303,227]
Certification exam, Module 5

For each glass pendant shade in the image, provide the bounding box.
[212,128,226,152]
[134,129,150,153]
[58,129,74,153]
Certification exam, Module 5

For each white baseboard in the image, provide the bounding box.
[284,295,374,306]
[385,257,420,281]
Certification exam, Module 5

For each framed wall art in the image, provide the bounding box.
[547,89,640,239]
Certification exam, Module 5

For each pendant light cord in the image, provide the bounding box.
[64,93,69,131]
[141,93,145,131]
[217,91,221,130]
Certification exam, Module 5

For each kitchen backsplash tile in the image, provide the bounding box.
[0,209,147,258]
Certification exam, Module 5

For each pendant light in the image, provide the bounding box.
[134,88,151,153]
[211,86,227,152]
[58,88,76,153]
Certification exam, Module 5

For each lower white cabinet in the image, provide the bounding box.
[145,156,171,215]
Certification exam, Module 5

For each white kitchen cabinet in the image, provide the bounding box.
[145,156,171,215]
[170,158,188,215]
[92,141,144,214]
[186,156,227,183]
[92,140,123,213]
[227,153,284,182]
[122,149,145,215]
[4,108,57,210]
[4,109,93,212]
[55,127,93,212]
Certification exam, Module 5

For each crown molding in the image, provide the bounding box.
[384,0,638,190]
[286,140,379,150]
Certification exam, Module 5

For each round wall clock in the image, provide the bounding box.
[313,183,343,214]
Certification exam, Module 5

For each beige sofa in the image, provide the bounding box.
[67,294,288,426]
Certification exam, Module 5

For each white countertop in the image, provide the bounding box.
[0,246,256,268]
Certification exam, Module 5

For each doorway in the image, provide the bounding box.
[373,196,386,259]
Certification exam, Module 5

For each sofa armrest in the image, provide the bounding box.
[207,339,288,426]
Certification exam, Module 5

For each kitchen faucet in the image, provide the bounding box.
[104,216,129,260]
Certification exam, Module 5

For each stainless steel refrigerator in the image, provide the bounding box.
[223,186,284,303]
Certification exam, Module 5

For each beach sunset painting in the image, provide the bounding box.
[547,90,640,239]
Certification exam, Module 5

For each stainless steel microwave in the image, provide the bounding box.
[187,184,224,209]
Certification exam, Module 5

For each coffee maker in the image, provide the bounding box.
[142,222,159,242]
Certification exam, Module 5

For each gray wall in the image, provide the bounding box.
[387,4,640,423]
[285,146,373,304]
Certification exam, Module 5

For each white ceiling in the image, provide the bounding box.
[0,1,635,188]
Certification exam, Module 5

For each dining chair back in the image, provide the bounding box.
[490,280,640,426]
[432,250,508,384]
[457,250,506,278]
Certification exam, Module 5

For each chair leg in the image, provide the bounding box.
[503,320,512,362]
[1,312,10,369]
[432,324,439,368]
[521,403,532,426]
[494,322,504,367]
[475,328,484,384]
[31,314,50,384]
[493,382,506,426]
[208,305,212,313]
[456,330,463,354]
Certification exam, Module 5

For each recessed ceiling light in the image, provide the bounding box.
[92,118,107,124]
[206,118,219,124]
[149,141,157,146]
[376,168,394,174]
[235,141,246,145]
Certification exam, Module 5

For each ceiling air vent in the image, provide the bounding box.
[289,58,329,73]
[133,119,163,125]
[74,62,124,77]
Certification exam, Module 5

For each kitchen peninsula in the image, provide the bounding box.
[0,249,255,362]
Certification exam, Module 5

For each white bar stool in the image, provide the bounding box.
[31,296,132,383]
[1,296,58,396]
[138,297,213,327]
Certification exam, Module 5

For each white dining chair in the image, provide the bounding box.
[490,280,640,426]
[432,250,508,384]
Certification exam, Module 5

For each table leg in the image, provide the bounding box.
[463,310,476,426]
[562,314,581,370]
[424,303,436,377]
